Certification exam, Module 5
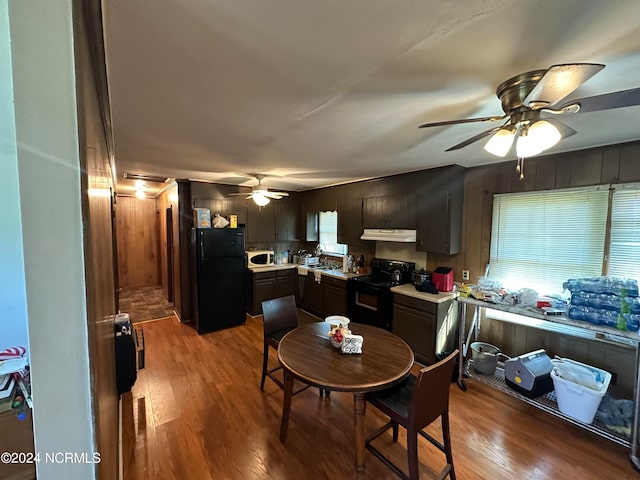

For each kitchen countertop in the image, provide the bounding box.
[296,265,365,280]
[247,264,298,273]
[390,283,457,304]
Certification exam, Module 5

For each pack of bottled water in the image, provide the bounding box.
[564,277,640,331]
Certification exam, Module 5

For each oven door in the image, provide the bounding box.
[347,281,392,331]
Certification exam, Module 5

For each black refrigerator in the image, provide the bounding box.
[191,227,246,334]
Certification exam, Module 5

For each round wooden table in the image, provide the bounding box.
[277,322,414,472]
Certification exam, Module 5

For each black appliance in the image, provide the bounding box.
[114,314,144,394]
[191,227,246,334]
[347,258,415,330]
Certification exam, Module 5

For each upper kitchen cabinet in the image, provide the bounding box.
[337,198,363,244]
[363,194,416,230]
[296,203,319,242]
[416,165,465,255]
[275,199,298,241]
[247,202,276,243]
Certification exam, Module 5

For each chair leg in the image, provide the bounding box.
[392,422,399,442]
[260,341,269,390]
[407,428,419,480]
[442,413,456,480]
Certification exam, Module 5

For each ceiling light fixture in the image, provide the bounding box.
[484,116,562,180]
[484,126,516,157]
[135,189,146,199]
[252,192,270,206]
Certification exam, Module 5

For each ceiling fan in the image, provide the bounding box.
[418,63,640,176]
[229,174,289,206]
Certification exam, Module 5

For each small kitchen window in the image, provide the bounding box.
[319,211,347,255]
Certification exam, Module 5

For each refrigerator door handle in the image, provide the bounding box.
[200,240,205,261]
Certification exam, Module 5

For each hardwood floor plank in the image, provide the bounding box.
[123,315,637,479]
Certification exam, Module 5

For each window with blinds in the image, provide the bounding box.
[489,186,609,295]
[319,211,347,255]
[609,183,640,282]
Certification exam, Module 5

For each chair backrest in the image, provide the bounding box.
[261,295,299,337]
[409,350,458,430]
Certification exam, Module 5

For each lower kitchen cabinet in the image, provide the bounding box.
[275,268,296,297]
[322,276,348,317]
[392,293,457,365]
[247,268,296,315]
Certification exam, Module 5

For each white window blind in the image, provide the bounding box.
[319,211,347,255]
[489,186,609,295]
[608,183,640,282]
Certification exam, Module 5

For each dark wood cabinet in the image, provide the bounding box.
[247,202,276,243]
[275,268,296,298]
[363,194,415,229]
[297,205,318,242]
[275,200,298,241]
[416,165,464,255]
[322,276,348,317]
[247,268,296,315]
[392,293,456,365]
[306,272,324,316]
[251,271,277,315]
[337,198,363,244]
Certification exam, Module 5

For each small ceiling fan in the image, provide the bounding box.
[418,63,640,172]
[229,174,289,206]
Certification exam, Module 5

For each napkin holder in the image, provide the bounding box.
[341,334,363,354]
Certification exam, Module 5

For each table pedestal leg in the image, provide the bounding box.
[354,392,366,472]
[280,370,294,442]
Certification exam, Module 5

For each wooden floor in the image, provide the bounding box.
[123,315,637,479]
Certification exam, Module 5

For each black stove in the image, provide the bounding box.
[349,258,415,289]
[347,258,415,330]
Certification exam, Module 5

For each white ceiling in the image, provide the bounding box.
[103,0,640,197]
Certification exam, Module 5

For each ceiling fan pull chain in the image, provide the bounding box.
[517,157,525,181]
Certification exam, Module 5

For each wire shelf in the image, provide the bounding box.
[465,360,631,448]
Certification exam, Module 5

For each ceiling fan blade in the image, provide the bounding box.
[445,126,502,151]
[229,192,250,197]
[544,117,577,139]
[265,192,289,198]
[562,86,640,114]
[524,63,605,108]
[418,114,506,128]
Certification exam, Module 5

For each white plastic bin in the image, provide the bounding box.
[551,358,611,424]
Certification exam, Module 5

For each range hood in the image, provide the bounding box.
[360,229,417,242]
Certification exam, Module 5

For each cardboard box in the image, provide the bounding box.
[193,208,211,228]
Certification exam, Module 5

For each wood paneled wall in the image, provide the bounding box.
[116,196,160,289]
[74,0,120,477]
[443,141,640,398]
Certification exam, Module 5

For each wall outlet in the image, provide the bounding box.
[462,270,470,281]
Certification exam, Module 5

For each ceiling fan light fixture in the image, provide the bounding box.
[484,127,516,157]
[529,119,562,151]
[252,193,270,206]
[516,120,561,158]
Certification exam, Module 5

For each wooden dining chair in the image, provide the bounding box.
[260,295,325,396]
[365,350,459,480]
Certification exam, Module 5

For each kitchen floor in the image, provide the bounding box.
[121,314,635,480]
[118,286,176,323]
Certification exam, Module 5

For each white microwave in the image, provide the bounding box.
[246,250,275,267]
